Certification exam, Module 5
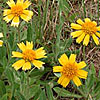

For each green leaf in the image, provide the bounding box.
[53,87,82,98]
[0,80,6,98]
[46,84,54,100]
[38,90,46,100]
[0,93,8,100]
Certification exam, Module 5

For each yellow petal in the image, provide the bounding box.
[23,10,33,17]
[3,9,11,16]
[22,62,31,70]
[84,18,91,22]
[53,66,63,72]
[12,51,23,58]
[77,61,86,69]
[26,41,33,49]
[0,40,3,47]
[11,16,19,27]
[20,10,33,22]
[97,26,100,31]
[77,19,84,25]
[17,0,24,4]
[12,59,25,70]
[3,14,14,23]
[58,53,68,66]
[69,54,76,63]
[77,70,88,79]
[35,47,47,59]
[22,0,31,9]
[17,42,26,52]
[60,77,70,87]
[7,0,15,7]
[73,76,82,86]
[32,60,45,69]
[92,34,99,45]
[83,34,90,46]
[76,33,85,43]
[95,32,100,38]
[71,23,82,29]
[58,75,65,84]
[92,21,97,26]
[0,33,3,38]
[71,31,83,38]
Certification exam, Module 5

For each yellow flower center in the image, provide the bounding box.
[82,22,97,35]
[23,49,36,62]
[11,5,23,16]
[62,63,77,79]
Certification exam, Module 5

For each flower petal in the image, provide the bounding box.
[77,19,84,25]
[83,34,90,46]
[22,0,31,9]
[35,47,47,59]
[60,77,70,87]
[92,21,97,26]
[22,62,31,70]
[84,18,91,22]
[3,9,11,16]
[12,59,25,70]
[77,61,86,69]
[73,76,82,86]
[32,60,45,69]
[0,33,3,38]
[26,41,33,49]
[0,40,3,47]
[11,16,20,27]
[92,34,99,45]
[71,23,82,29]
[97,26,100,31]
[95,32,100,38]
[53,66,63,72]
[76,33,85,43]
[3,14,14,23]
[12,51,23,58]
[7,0,15,7]
[20,10,33,22]
[77,70,88,79]
[71,31,83,38]
[17,42,26,52]
[58,53,68,66]
[69,54,76,63]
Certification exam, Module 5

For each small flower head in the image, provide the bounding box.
[12,41,46,71]
[0,33,3,47]
[53,54,88,87]
[71,18,100,46]
[3,0,33,27]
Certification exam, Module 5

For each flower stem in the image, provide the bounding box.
[83,45,86,61]
[17,24,20,43]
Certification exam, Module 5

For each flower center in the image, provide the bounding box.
[11,5,23,16]
[62,63,77,79]
[82,22,97,35]
[23,49,36,62]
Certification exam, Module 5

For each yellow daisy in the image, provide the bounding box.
[71,18,100,46]
[3,0,33,27]
[0,33,3,47]
[53,54,88,87]
[12,41,46,71]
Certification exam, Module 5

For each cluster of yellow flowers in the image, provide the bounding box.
[1,0,100,88]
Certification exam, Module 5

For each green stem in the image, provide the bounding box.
[83,45,86,61]
[17,24,20,43]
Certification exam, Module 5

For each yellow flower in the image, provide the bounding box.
[12,41,46,71]
[3,0,33,27]
[71,18,100,46]
[53,54,88,87]
[0,33,3,47]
